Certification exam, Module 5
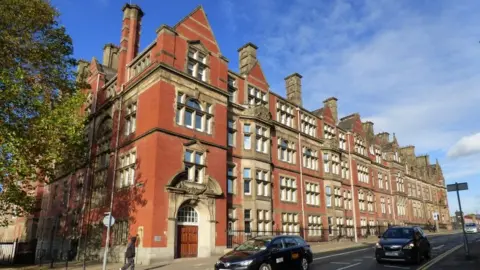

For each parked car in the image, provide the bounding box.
[375,226,431,264]
[215,235,313,270]
[465,223,478,233]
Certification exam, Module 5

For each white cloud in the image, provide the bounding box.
[447,133,480,158]
[223,0,480,214]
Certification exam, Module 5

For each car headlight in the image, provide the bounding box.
[403,242,415,250]
[238,259,254,266]
[375,242,382,249]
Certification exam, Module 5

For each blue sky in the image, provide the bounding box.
[52,0,480,215]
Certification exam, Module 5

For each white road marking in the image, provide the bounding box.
[335,262,362,270]
[330,262,351,265]
[383,265,410,269]
[313,247,371,261]
[432,244,445,250]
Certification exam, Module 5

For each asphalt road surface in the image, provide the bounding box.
[309,232,480,270]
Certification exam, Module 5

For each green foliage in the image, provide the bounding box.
[0,0,88,226]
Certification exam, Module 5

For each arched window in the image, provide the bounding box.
[177,206,198,224]
[175,92,213,133]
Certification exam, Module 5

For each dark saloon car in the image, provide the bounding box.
[215,235,313,270]
[375,226,431,264]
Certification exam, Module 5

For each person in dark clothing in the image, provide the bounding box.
[120,236,137,270]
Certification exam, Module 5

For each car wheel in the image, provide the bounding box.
[259,263,272,270]
[425,247,432,260]
[301,257,309,270]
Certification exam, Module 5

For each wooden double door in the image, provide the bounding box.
[177,225,198,258]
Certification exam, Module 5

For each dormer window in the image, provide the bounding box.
[176,92,213,134]
[248,86,267,106]
[187,48,208,82]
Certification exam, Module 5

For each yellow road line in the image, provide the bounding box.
[418,244,463,270]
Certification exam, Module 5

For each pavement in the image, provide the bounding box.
[4,230,462,270]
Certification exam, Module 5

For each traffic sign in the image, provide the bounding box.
[103,214,115,227]
[447,182,468,192]
[433,212,439,221]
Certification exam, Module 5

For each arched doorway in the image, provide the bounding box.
[176,205,199,258]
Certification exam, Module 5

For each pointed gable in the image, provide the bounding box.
[174,6,221,54]
[322,106,336,126]
[247,61,269,90]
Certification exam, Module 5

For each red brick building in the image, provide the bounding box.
[34,3,451,265]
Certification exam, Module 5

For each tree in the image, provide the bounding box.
[0,0,88,226]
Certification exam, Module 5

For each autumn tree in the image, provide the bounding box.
[0,0,88,226]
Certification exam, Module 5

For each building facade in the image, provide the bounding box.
[34,3,451,265]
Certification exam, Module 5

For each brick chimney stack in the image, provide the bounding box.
[103,43,119,69]
[323,97,338,124]
[118,3,144,86]
[285,73,303,107]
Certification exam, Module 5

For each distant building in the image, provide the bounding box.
[33,3,452,266]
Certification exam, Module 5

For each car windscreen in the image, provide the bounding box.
[382,228,414,239]
[235,239,271,252]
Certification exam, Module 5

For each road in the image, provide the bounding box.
[309,233,480,270]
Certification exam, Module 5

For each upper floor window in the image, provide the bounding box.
[184,149,205,183]
[227,76,237,103]
[248,86,267,106]
[354,137,366,155]
[325,186,332,207]
[378,173,383,189]
[393,151,401,162]
[303,147,318,170]
[385,175,389,190]
[280,176,297,202]
[125,102,137,136]
[305,182,320,206]
[341,160,349,179]
[278,138,296,164]
[374,148,382,163]
[117,151,136,188]
[357,165,369,183]
[324,124,335,139]
[255,169,270,197]
[227,165,236,194]
[176,92,213,134]
[256,125,269,154]
[276,101,295,127]
[396,173,405,192]
[301,113,316,137]
[228,120,236,147]
[323,153,330,173]
[243,168,252,195]
[187,48,208,82]
[338,133,347,150]
[243,124,252,150]
[331,154,340,174]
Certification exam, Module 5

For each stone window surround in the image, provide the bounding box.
[185,44,210,83]
[183,144,207,184]
[124,99,137,136]
[176,92,214,134]
[247,85,268,106]
[279,174,297,203]
[117,148,137,189]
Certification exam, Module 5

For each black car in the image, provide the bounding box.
[375,226,431,264]
[215,235,313,270]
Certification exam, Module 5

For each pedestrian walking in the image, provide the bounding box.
[120,236,137,270]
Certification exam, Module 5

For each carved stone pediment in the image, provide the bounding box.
[243,104,272,122]
[166,171,222,197]
[184,139,209,152]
